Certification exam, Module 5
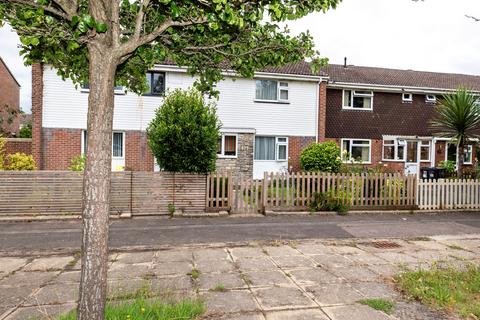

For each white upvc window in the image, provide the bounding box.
[420,140,431,162]
[255,80,289,102]
[446,143,473,164]
[341,139,371,163]
[402,93,413,102]
[254,136,288,161]
[217,134,238,158]
[81,83,125,94]
[82,130,125,158]
[382,139,406,161]
[342,90,373,110]
[426,94,437,103]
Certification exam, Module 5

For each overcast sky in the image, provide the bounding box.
[1,0,479,113]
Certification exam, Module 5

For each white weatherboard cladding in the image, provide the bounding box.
[42,67,318,138]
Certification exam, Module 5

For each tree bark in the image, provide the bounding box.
[457,141,464,179]
[77,45,117,320]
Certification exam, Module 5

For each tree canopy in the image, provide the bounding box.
[0,0,340,94]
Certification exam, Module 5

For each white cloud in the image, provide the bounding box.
[0,24,31,113]
[0,0,479,114]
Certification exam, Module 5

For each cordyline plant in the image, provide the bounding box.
[430,89,480,178]
[0,0,340,318]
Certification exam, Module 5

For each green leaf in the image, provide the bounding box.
[30,37,40,46]
[78,20,88,33]
[82,15,95,28]
[95,22,107,33]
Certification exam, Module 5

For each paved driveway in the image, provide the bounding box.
[1,235,479,319]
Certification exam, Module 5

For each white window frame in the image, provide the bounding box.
[341,138,372,164]
[382,139,406,162]
[276,137,288,162]
[426,94,437,103]
[217,133,238,159]
[446,143,473,165]
[342,90,374,110]
[80,83,125,95]
[82,130,125,159]
[402,93,413,102]
[254,79,289,103]
[419,140,431,162]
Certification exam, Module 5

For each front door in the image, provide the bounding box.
[404,140,419,175]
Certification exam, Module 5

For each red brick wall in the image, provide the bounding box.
[4,138,32,155]
[288,136,316,172]
[0,59,21,136]
[42,128,82,170]
[125,131,154,171]
[318,82,327,142]
[31,63,43,169]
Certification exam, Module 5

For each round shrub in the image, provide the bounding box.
[5,153,36,170]
[300,141,341,173]
[147,88,220,173]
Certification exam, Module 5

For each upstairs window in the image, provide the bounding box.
[217,134,237,158]
[343,90,373,110]
[145,71,165,95]
[81,83,124,93]
[426,94,436,103]
[254,136,288,161]
[255,80,289,102]
[402,93,413,102]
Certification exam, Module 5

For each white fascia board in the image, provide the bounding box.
[382,135,434,140]
[152,64,326,82]
[328,82,480,95]
[221,127,256,134]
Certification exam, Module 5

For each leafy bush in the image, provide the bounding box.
[300,141,342,173]
[439,160,455,177]
[309,191,349,214]
[18,122,32,138]
[69,154,86,171]
[147,89,220,173]
[5,153,36,170]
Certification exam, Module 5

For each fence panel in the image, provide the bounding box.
[417,178,480,210]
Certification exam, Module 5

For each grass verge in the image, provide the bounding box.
[358,298,395,314]
[395,265,480,319]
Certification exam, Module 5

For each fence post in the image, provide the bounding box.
[261,172,268,214]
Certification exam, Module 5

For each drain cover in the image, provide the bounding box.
[366,241,402,249]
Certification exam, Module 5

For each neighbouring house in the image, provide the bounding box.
[0,57,21,137]
[31,62,325,178]
[318,63,480,175]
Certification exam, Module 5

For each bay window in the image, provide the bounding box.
[217,134,237,158]
[255,80,289,102]
[343,90,373,110]
[254,136,288,161]
[341,139,371,163]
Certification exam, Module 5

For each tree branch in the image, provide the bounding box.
[133,0,150,39]
[466,15,480,22]
[5,0,73,20]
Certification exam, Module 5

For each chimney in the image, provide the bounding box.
[344,57,347,68]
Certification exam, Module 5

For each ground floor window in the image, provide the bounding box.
[420,141,431,162]
[82,130,124,158]
[341,139,371,163]
[217,134,237,158]
[382,139,405,161]
[254,136,288,161]
[447,143,473,164]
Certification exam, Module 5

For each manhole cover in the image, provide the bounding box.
[366,241,402,249]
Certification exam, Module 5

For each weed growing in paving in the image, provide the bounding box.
[395,265,480,319]
[187,268,200,280]
[358,298,395,314]
[57,286,204,320]
[210,284,227,292]
[447,244,467,251]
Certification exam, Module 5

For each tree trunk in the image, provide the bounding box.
[77,46,117,320]
[457,142,464,179]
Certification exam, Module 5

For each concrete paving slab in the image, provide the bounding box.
[151,276,193,291]
[116,251,155,264]
[253,285,316,310]
[24,283,79,306]
[193,248,230,261]
[305,283,364,306]
[265,308,330,320]
[311,254,356,269]
[4,303,76,320]
[107,278,148,297]
[367,264,401,279]
[229,247,266,259]
[346,253,390,266]
[242,270,292,287]
[235,257,278,271]
[262,246,301,257]
[201,290,259,313]
[373,252,419,265]
[295,243,335,255]
[195,258,236,273]
[350,281,400,299]
[206,311,265,320]
[408,240,450,251]
[51,271,81,284]
[155,249,193,263]
[330,266,380,282]
[271,255,316,269]
[289,268,343,285]
[0,271,59,287]
[198,272,245,291]
[23,256,74,271]
[108,262,152,279]
[149,261,193,277]
[0,258,28,274]
[392,301,455,320]
[0,285,37,307]
[329,245,366,255]
[323,304,393,320]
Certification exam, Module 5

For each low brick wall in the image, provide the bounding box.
[0,171,206,218]
[4,138,32,155]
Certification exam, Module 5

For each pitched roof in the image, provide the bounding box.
[322,64,480,92]
[0,57,21,88]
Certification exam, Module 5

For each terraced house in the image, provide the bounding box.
[31,62,325,178]
[318,63,480,175]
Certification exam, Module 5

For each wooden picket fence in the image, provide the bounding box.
[417,178,480,210]
[206,172,417,214]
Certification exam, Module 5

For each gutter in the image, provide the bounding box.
[327,81,480,94]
